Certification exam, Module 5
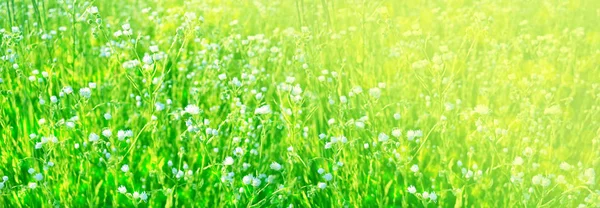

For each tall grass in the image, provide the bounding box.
[1,0,599,207]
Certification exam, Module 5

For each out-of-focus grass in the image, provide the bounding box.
[0,0,599,207]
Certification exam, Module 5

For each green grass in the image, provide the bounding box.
[1,0,599,207]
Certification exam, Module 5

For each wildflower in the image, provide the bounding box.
[28,182,37,189]
[102,129,112,137]
[185,104,200,115]
[118,186,127,194]
[541,177,551,187]
[104,113,112,120]
[407,130,416,141]
[89,133,100,142]
[79,88,92,98]
[430,192,438,202]
[410,164,419,173]
[149,45,159,53]
[121,164,129,173]
[34,173,43,181]
[243,175,253,185]
[323,173,333,181]
[474,105,490,115]
[318,168,325,174]
[378,133,389,142]
[369,88,381,98]
[62,86,73,95]
[155,102,165,111]
[140,192,148,201]
[255,105,272,115]
[142,54,153,65]
[223,157,234,166]
[252,178,262,187]
[392,129,402,138]
[87,6,98,14]
[513,157,524,166]
[317,182,327,189]
[532,174,543,185]
[270,162,282,171]
[408,185,416,194]
[559,162,571,171]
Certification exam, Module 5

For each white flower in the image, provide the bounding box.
[87,6,98,14]
[541,177,551,187]
[252,178,262,187]
[62,86,73,94]
[355,121,365,128]
[185,104,200,115]
[140,192,148,201]
[513,157,524,166]
[378,133,389,142]
[270,162,282,171]
[34,173,43,181]
[559,162,571,171]
[410,164,419,173]
[392,129,402,138]
[102,129,112,137]
[121,164,129,173]
[407,130,416,141]
[317,182,327,189]
[89,133,100,142]
[149,45,159,53]
[369,88,381,98]
[254,105,272,115]
[243,175,253,185]
[312,167,323,175]
[79,88,92,98]
[28,182,37,189]
[407,185,416,194]
[474,105,490,115]
[429,192,438,202]
[155,102,165,111]
[132,192,140,199]
[323,173,333,181]
[142,54,153,65]
[104,113,112,120]
[532,174,543,185]
[118,186,127,194]
[291,85,303,96]
[223,157,234,166]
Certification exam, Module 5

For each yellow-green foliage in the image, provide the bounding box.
[0,0,599,207]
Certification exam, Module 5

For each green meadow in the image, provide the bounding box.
[0,0,599,207]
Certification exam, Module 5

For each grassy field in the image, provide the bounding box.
[1,0,599,207]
